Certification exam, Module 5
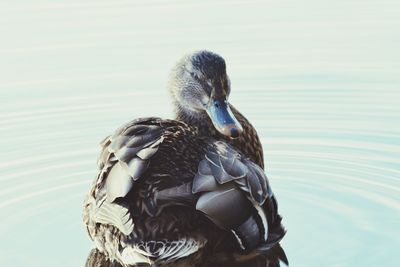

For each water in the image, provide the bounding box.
[0,0,399,266]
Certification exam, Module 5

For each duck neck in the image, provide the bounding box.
[174,102,264,168]
[174,103,217,137]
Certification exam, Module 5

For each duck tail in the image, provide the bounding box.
[244,243,289,267]
[263,243,288,267]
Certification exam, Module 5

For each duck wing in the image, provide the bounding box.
[89,118,164,230]
[192,141,287,264]
[84,118,208,265]
[98,118,163,193]
[155,140,287,264]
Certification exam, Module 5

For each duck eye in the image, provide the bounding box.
[214,102,220,108]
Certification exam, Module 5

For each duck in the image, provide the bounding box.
[83,50,287,267]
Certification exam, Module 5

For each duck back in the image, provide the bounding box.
[83,117,286,267]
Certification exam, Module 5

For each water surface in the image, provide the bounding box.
[0,0,399,266]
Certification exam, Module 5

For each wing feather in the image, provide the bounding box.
[194,141,271,204]
[192,141,278,251]
[92,118,165,235]
[92,201,134,236]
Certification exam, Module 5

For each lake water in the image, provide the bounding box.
[0,0,399,266]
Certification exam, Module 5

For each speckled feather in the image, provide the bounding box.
[83,116,286,266]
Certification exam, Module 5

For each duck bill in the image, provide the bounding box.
[206,99,243,138]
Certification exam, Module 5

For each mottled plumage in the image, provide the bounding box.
[83,51,287,267]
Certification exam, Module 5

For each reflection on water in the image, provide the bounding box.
[0,0,399,266]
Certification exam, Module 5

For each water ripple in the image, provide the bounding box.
[1,0,399,266]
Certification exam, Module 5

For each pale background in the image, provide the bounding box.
[0,0,399,266]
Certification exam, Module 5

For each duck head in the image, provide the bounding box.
[169,50,243,139]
